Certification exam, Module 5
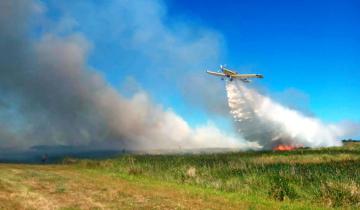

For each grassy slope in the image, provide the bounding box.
[0,142,359,209]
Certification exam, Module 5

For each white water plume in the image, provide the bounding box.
[226,81,343,149]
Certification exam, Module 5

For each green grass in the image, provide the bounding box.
[0,142,358,209]
[64,142,360,209]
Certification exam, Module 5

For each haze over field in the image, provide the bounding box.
[0,0,358,153]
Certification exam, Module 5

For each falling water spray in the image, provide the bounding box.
[226,81,343,149]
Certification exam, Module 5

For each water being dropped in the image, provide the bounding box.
[225,81,342,149]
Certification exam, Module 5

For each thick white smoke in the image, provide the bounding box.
[226,81,344,149]
[0,0,254,152]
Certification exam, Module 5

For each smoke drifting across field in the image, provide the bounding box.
[0,0,251,151]
[226,82,344,149]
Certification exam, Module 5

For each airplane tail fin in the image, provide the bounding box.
[220,64,227,71]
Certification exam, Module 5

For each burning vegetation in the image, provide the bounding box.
[273,144,297,151]
[272,144,304,151]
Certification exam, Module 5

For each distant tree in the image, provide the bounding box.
[342,139,360,143]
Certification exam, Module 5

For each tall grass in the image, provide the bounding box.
[64,142,360,208]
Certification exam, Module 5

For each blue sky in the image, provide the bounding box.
[167,0,360,122]
[43,0,359,130]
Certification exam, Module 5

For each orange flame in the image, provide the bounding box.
[273,144,299,151]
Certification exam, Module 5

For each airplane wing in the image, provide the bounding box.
[233,74,264,79]
[206,70,226,77]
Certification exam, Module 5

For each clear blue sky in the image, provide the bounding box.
[167,0,360,123]
[44,0,359,128]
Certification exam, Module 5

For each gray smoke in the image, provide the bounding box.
[48,0,229,116]
[0,0,253,151]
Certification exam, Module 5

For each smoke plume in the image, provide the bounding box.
[226,81,344,149]
[0,0,252,151]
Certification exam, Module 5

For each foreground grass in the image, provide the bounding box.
[0,142,359,209]
[67,142,360,209]
[0,164,313,209]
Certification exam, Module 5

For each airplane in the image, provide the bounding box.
[206,65,264,82]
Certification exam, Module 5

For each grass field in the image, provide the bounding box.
[0,142,359,209]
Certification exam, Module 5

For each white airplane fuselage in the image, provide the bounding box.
[206,65,263,83]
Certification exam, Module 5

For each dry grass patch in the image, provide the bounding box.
[0,164,269,210]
